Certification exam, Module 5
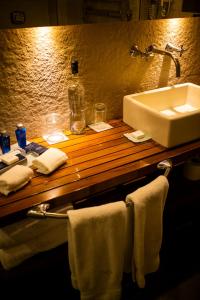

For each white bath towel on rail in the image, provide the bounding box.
[126,175,169,288]
[67,201,129,300]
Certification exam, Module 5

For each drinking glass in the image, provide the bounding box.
[93,103,106,124]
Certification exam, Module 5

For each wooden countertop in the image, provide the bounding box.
[0,119,200,224]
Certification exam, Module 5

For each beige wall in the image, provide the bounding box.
[0,17,200,142]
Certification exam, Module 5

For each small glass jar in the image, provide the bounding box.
[45,113,65,143]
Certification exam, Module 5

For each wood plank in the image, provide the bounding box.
[22,131,135,181]
[24,140,156,186]
[3,137,195,220]
[67,137,132,158]
[0,158,155,220]
[0,144,164,207]
[0,119,200,221]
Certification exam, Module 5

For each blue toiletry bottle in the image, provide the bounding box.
[0,130,11,154]
[15,123,26,149]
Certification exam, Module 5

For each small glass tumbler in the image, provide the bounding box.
[93,103,106,124]
[45,113,65,143]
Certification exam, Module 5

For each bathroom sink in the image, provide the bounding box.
[123,83,200,148]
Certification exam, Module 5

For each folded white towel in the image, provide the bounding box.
[0,165,33,196]
[126,175,169,288]
[68,201,128,300]
[0,205,69,270]
[32,147,67,174]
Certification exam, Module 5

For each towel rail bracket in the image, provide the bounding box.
[157,159,172,177]
[27,203,73,219]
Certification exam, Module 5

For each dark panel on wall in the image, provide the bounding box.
[182,0,200,13]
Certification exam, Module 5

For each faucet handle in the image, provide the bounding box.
[145,44,156,57]
[130,45,141,57]
[165,42,187,57]
[179,45,187,57]
[130,44,150,58]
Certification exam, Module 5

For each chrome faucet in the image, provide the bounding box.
[146,44,181,78]
[165,42,186,57]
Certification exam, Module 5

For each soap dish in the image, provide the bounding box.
[124,131,151,143]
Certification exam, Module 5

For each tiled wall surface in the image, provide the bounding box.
[0,17,200,141]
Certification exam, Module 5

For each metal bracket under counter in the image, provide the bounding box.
[27,203,73,219]
[27,159,172,220]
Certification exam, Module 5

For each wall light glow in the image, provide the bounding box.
[167,18,184,36]
[35,26,53,42]
[32,26,54,56]
[160,17,187,41]
[27,26,61,91]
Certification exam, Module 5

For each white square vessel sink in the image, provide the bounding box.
[123,83,200,148]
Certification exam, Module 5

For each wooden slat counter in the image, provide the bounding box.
[1,119,200,225]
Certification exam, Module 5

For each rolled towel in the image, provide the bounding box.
[0,165,34,196]
[32,147,68,174]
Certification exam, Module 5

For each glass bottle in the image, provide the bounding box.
[15,123,27,149]
[0,130,11,154]
[68,58,86,134]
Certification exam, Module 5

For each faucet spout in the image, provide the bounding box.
[147,44,181,78]
[173,58,180,78]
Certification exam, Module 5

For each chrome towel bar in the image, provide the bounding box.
[27,159,172,219]
[27,203,73,219]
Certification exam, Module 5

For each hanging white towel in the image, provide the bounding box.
[0,165,33,196]
[32,147,67,174]
[126,175,169,288]
[67,201,129,300]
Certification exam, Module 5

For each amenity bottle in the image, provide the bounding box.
[15,123,27,149]
[0,130,11,154]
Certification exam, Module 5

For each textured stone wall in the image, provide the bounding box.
[0,17,200,141]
